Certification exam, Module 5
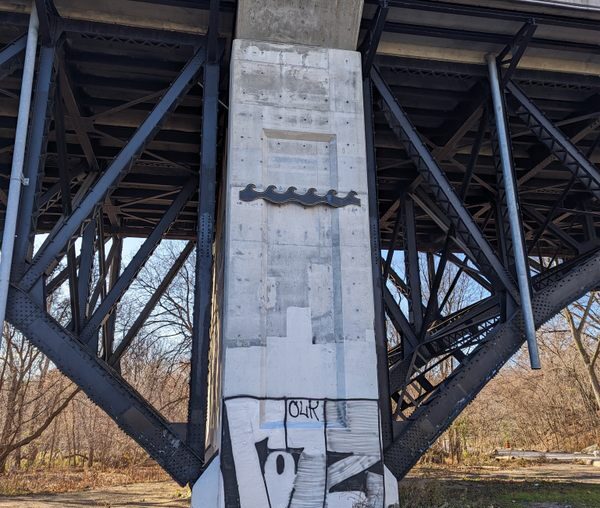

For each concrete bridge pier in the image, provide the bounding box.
[192,1,399,506]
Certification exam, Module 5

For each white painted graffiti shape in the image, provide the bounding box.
[222,397,385,508]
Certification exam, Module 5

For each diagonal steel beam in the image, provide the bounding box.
[80,179,196,347]
[372,67,518,300]
[5,286,204,485]
[110,241,195,366]
[432,20,535,160]
[517,111,600,186]
[523,205,582,254]
[506,81,600,201]
[0,34,26,69]
[20,46,206,292]
[384,286,419,351]
[57,52,99,172]
[384,249,600,479]
[388,295,500,396]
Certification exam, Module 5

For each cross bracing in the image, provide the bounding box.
[0,0,599,489]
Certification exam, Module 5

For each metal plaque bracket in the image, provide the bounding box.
[239,184,361,208]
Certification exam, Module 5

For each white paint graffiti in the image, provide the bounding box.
[221,397,385,508]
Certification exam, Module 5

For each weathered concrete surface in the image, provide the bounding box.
[2,0,600,74]
[235,0,364,49]
[192,39,398,507]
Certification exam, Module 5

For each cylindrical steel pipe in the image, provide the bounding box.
[0,2,39,330]
[486,53,541,369]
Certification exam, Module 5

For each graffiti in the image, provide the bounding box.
[239,184,361,208]
[288,399,320,420]
[221,397,385,508]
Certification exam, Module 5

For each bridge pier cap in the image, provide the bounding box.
[236,0,364,50]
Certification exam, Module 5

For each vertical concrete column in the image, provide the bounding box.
[192,2,399,507]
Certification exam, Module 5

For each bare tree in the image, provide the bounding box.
[563,292,600,412]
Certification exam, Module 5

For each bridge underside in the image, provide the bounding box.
[0,0,599,488]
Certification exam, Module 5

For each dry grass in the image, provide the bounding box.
[0,465,173,496]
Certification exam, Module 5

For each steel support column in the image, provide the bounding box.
[487,55,540,369]
[12,45,55,276]
[77,219,96,329]
[187,59,219,452]
[188,0,221,455]
[364,76,394,448]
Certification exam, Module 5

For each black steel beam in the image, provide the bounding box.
[364,76,394,449]
[103,236,123,359]
[110,241,195,365]
[378,0,600,32]
[384,286,419,351]
[57,54,99,172]
[360,0,389,75]
[506,81,600,202]
[0,34,26,69]
[187,58,220,455]
[20,46,206,291]
[388,295,500,395]
[54,78,81,331]
[5,286,204,485]
[77,219,96,329]
[384,249,600,479]
[402,197,423,334]
[80,179,196,347]
[372,67,518,300]
[12,46,56,278]
[187,0,220,454]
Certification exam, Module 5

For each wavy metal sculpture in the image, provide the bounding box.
[239,184,361,208]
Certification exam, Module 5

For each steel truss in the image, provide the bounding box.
[0,0,599,492]
[365,18,600,480]
[1,0,224,486]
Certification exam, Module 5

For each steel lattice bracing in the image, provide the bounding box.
[0,0,599,492]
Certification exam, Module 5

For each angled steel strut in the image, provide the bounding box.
[371,66,518,300]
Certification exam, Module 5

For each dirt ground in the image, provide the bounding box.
[0,462,597,507]
[0,481,190,507]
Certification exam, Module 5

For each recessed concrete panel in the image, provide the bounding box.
[235,0,364,50]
